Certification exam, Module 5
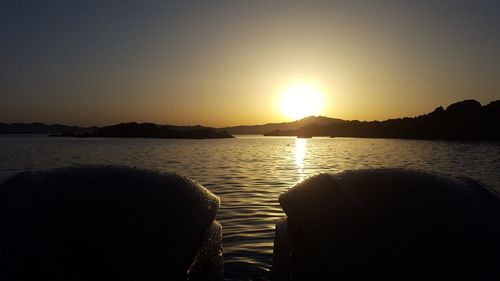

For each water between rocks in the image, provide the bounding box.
[1,135,499,280]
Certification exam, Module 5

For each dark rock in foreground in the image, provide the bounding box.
[0,166,222,280]
[273,169,500,280]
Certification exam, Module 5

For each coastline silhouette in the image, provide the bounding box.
[1,99,498,141]
[90,123,234,139]
[265,99,500,141]
[0,123,234,139]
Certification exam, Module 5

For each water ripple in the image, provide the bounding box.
[0,135,499,280]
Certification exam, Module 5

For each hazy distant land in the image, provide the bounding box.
[0,122,233,139]
[0,123,97,135]
[1,99,498,141]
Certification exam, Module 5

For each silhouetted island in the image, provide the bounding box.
[2,99,498,141]
[0,122,233,139]
[264,100,500,141]
[219,116,344,135]
[89,122,234,139]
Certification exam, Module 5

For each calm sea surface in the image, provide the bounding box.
[1,135,499,280]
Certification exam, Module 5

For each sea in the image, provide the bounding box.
[1,135,499,280]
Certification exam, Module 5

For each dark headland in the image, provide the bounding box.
[264,99,500,141]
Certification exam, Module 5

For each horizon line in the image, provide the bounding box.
[1,98,498,128]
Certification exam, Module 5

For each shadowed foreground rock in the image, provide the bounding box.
[0,166,222,281]
[273,169,500,281]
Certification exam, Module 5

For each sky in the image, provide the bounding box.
[1,0,499,127]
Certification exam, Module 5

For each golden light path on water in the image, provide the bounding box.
[294,138,307,182]
[1,136,499,280]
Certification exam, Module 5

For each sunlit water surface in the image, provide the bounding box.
[1,135,499,280]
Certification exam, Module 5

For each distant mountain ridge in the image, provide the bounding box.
[2,99,498,141]
[0,122,233,139]
[219,116,344,135]
[265,100,500,141]
[0,122,97,134]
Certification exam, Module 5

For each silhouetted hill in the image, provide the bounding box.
[92,122,234,139]
[219,116,344,135]
[0,123,97,134]
[265,100,500,141]
[3,99,498,141]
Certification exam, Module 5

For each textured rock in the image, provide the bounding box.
[0,166,220,280]
[276,169,500,280]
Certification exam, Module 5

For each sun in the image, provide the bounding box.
[280,84,324,119]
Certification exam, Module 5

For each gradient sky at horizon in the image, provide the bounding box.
[1,0,499,127]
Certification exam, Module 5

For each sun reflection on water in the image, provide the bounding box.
[294,138,307,182]
[1,136,500,280]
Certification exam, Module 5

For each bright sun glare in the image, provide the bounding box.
[280,84,324,120]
